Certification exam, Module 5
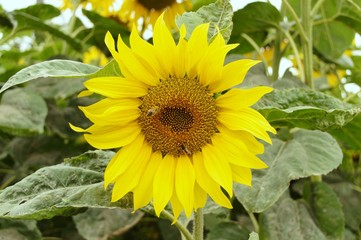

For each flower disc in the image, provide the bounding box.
[139,76,218,157]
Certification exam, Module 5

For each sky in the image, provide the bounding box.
[0,0,282,11]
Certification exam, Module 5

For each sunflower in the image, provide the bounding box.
[62,0,115,16]
[119,0,191,30]
[83,46,108,67]
[71,16,276,219]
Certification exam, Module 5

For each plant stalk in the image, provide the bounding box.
[301,0,314,88]
[193,208,204,240]
[161,210,193,240]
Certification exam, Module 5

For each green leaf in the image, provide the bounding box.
[234,129,343,213]
[191,0,217,11]
[229,2,281,53]
[259,197,327,240]
[0,150,133,220]
[176,0,234,42]
[0,60,99,93]
[303,182,345,239]
[232,2,281,33]
[313,21,354,60]
[336,0,361,34]
[0,219,42,240]
[86,59,122,78]
[248,232,260,240]
[81,9,130,48]
[331,182,361,232]
[330,113,361,150]
[73,208,143,240]
[0,89,47,136]
[13,4,60,21]
[206,221,250,240]
[24,78,85,99]
[255,88,361,130]
[9,11,82,51]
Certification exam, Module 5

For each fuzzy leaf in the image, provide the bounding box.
[0,151,133,220]
[176,0,233,42]
[303,182,345,239]
[255,88,361,130]
[234,129,343,213]
[73,208,143,240]
[0,60,99,93]
[0,89,47,136]
[259,197,327,240]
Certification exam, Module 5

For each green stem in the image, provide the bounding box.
[278,27,304,82]
[193,208,204,240]
[310,175,322,183]
[310,0,327,16]
[301,0,314,88]
[271,29,282,81]
[343,90,361,103]
[248,212,260,233]
[161,210,193,240]
[241,33,269,74]
[282,0,308,42]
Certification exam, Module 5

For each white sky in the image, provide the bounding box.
[0,0,282,11]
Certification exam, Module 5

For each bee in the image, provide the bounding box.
[181,144,192,155]
[147,106,160,117]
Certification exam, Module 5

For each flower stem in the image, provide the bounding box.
[301,0,314,88]
[248,211,260,233]
[161,210,193,240]
[193,208,204,240]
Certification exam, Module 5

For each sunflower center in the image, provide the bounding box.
[137,0,176,10]
[138,76,218,157]
[159,107,194,132]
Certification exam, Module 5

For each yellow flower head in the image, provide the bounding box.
[83,46,108,67]
[119,0,191,30]
[62,0,115,16]
[72,16,276,219]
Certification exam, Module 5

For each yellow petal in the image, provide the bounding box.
[170,193,183,223]
[231,165,252,186]
[216,86,273,110]
[202,145,233,197]
[210,60,260,93]
[175,155,195,217]
[129,25,165,80]
[69,123,87,133]
[153,14,176,76]
[193,182,207,210]
[218,108,276,144]
[217,125,264,154]
[192,152,232,209]
[80,98,141,115]
[116,32,160,86]
[78,90,93,98]
[111,142,152,202]
[212,132,267,169]
[81,107,140,126]
[84,121,141,149]
[84,77,147,99]
[186,23,209,79]
[153,154,176,216]
[198,33,237,87]
[133,152,163,211]
[104,134,145,188]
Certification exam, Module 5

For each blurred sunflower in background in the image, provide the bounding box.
[62,0,116,16]
[71,15,275,219]
[119,0,191,31]
[83,46,108,67]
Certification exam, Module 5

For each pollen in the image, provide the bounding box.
[138,76,218,157]
[137,0,176,10]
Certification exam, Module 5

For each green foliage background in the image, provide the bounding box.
[0,0,361,239]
